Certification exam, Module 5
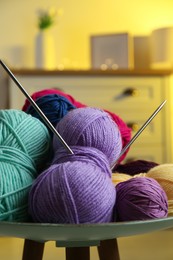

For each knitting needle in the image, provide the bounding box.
[111,99,167,170]
[0,59,74,155]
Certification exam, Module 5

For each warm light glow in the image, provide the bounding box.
[1,0,173,68]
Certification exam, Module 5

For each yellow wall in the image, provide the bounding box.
[1,0,173,69]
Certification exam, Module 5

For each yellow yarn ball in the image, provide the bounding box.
[112,173,132,186]
[147,164,173,216]
[112,172,148,186]
[134,173,147,177]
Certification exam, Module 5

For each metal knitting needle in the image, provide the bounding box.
[111,99,167,170]
[0,59,74,155]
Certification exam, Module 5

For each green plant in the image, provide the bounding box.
[37,7,63,30]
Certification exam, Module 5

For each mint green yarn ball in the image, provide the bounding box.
[0,109,51,221]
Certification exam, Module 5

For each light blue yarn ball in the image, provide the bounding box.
[0,109,51,221]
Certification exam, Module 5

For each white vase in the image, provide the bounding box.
[35,30,56,69]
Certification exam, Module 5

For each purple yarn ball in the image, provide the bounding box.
[53,107,122,167]
[52,146,112,178]
[115,177,168,221]
[29,147,116,224]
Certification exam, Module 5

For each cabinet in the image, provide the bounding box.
[8,69,173,164]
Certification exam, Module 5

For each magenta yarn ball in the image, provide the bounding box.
[115,177,168,221]
[53,107,122,167]
[29,147,116,224]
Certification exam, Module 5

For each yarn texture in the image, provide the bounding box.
[22,88,86,111]
[104,109,131,165]
[53,107,122,167]
[29,146,116,224]
[53,146,112,178]
[0,109,51,221]
[115,160,159,176]
[25,94,76,135]
[112,173,132,186]
[28,107,122,224]
[115,177,168,221]
[22,88,131,163]
[147,164,173,216]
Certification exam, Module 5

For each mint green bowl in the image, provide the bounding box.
[0,217,173,247]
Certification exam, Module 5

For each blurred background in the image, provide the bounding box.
[1,0,173,69]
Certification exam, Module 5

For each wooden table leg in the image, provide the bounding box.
[22,239,45,260]
[97,239,120,260]
[66,247,90,260]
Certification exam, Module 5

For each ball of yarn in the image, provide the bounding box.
[147,164,173,216]
[115,159,159,176]
[0,109,51,221]
[24,94,76,136]
[53,146,112,178]
[104,110,131,165]
[22,88,131,163]
[112,172,148,186]
[22,88,86,111]
[53,107,122,167]
[112,173,132,186]
[29,147,116,224]
[115,177,168,221]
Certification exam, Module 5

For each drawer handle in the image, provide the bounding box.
[127,122,139,132]
[123,88,139,97]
